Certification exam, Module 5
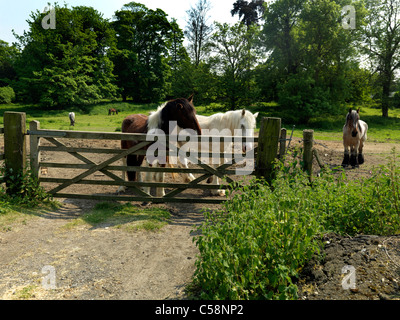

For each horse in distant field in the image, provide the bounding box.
[342,108,368,168]
[119,95,201,197]
[179,109,259,196]
[108,108,118,115]
[69,112,75,126]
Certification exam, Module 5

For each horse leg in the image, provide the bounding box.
[350,144,358,168]
[358,139,365,165]
[143,161,152,196]
[117,157,127,194]
[342,142,350,167]
[210,156,225,197]
[155,165,165,198]
[181,157,195,182]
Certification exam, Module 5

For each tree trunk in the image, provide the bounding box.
[382,78,391,118]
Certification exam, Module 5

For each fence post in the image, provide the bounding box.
[256,117,281,184]
[279,128,287,159]
[4,112,27,194]
[30,120,41,178]
[303,129,314,176]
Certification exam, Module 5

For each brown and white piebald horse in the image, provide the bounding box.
[119,95,201,197]
[342,108,368,168]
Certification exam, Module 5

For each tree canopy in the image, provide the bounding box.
[1,0,399,119]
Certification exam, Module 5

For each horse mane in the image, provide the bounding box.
[147,102,167,130]
[198,110,256,133]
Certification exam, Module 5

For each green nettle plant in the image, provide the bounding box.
[190,149,400,300]
[0,165,51,205]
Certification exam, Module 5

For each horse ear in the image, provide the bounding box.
[357,108,360,114]
[348,108,352,114]
[254,112,259,118]
[178,103,184,109]
[242,109,246,117]
[188,94,194,103]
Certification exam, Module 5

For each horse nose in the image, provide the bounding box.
[352,131,358,137]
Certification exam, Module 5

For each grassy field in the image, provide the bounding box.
[0,100,400,142]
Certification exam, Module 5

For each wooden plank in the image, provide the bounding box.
[39,145,124,154]
[38,162,240,175]
[29,129,258,143]
[52,193,227,204]
[48,141,152,195]
[39,144,256,160]
[29,121,41,177]
[39,177,232,190]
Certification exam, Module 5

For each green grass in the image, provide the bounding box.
[0,200,60,232]
[64,202,171,232]
[0,100,399,142]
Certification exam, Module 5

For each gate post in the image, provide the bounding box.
[4,112,27,194]
[29,120,41,178]
[256,117,281,184]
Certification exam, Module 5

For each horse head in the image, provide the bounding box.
[239,109,259,153]
[161,94,202,135]
[346,108,360,138]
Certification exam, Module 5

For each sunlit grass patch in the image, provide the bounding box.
[65,202,171,232]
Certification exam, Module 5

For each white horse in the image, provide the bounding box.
[179,109,258,196]
[69,112,75,126]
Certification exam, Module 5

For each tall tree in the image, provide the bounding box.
[0,40,18,87]
[185,0,213,66]
[361,0,400,117]
[262,0,303,76]
[111,2,182,102]
[261,0,367,123]
[13,4,117,106]
[231,0,266,27]
[211,22,259,110]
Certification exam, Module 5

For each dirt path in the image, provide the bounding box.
[0,199,210,300]
[0,137,400,300]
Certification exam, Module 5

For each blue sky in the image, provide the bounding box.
[0,0,238,45]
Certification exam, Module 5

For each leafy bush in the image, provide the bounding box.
[278,74,335,124]
[191,170,323,300]
[321,151,400,236]
[0,165,51,206]
[190,149,400,300]
[0,86,16,104]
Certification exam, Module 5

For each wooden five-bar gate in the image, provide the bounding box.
[1,112,309,205]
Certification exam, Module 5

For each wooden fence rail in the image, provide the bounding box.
[1,112,313,204]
